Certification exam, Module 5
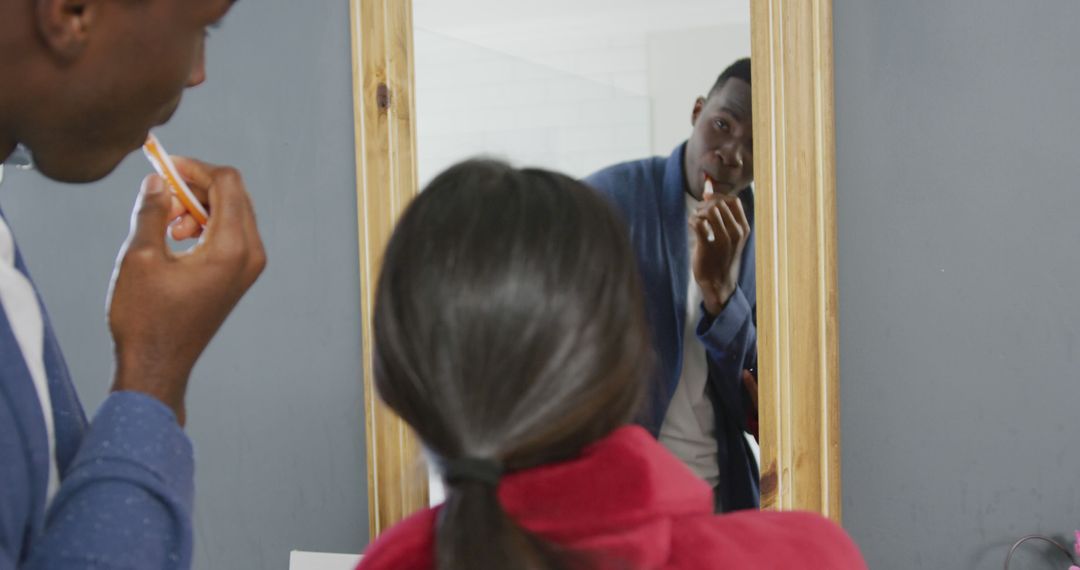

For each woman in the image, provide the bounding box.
[358,160,865,570]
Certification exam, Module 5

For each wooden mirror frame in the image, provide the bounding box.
[350,0,842,539]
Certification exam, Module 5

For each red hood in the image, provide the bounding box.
[359,426,713,569]
[499,425,711,563]
[357,425,866,570]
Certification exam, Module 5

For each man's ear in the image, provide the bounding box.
[691,96,706,127]
[35,0,98,60]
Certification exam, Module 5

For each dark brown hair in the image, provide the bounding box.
[372,160,652,570]
[709,57,751,97]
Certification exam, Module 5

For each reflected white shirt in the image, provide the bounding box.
[658,193,719,488]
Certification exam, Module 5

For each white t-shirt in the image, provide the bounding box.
[0,164,60,504]
[658,193,720,488]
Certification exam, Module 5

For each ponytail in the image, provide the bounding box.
[373,161,652,570]
[436,479,571,570]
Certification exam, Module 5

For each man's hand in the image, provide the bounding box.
[689,181,751,316]
[742,369,758,410]
[107,158,267,425]
[743,369,759,439]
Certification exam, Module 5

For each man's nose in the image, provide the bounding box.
[716,144,744,169]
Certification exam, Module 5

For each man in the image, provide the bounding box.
[0,0,265,568]
[586,58,758,513]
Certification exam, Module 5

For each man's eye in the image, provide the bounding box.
[715,120,729,131]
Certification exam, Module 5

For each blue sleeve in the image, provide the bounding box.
[20,391,194,570]
[584,163,639,205]
[584,171,618,202]
[696,286,757,428]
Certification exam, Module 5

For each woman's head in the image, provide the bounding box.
[373,159,652,569]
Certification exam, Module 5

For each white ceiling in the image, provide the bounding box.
[414,0,749,37]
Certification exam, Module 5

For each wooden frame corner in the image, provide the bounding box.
[349,0,428,539]
[751,0,842,521]
[352,0,844,538]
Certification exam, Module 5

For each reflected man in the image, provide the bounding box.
[586,58,757,512]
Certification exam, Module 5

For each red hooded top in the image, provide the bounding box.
[358,426,865,570]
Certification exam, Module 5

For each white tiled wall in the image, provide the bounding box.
[647,24,751,154]
[415,29,653,185]
[415,23,751,187]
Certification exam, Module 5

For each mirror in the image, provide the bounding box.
[352,0,842,535]
[412,0,758,512]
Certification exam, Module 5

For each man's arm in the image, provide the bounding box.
[697,292,758,435]
[3,160,265,569]
[690,187,757,433]
[18,392,193,569]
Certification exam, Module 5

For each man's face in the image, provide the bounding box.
[685,78,753,198]
[19,0,232,183]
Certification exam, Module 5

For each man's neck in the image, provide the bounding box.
[0,36,17,164]
[0,1,31,167]
[0,91,17,164]
[0,140,15,165]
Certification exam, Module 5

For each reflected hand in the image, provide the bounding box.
[742,369,758,410]
[743,369,759,439]
[690,180,751,316]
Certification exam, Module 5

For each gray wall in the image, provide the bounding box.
[835,1,1080,568]
[1,2,368,568]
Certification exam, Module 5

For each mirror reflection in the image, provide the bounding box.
[414,0,758,513]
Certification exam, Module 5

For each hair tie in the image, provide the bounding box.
[443,457,503,486]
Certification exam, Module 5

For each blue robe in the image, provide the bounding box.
[0,204,194,569]
[586,143,759,511]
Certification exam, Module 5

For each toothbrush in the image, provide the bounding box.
[703,175,717,243]
[142,133,209,226]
